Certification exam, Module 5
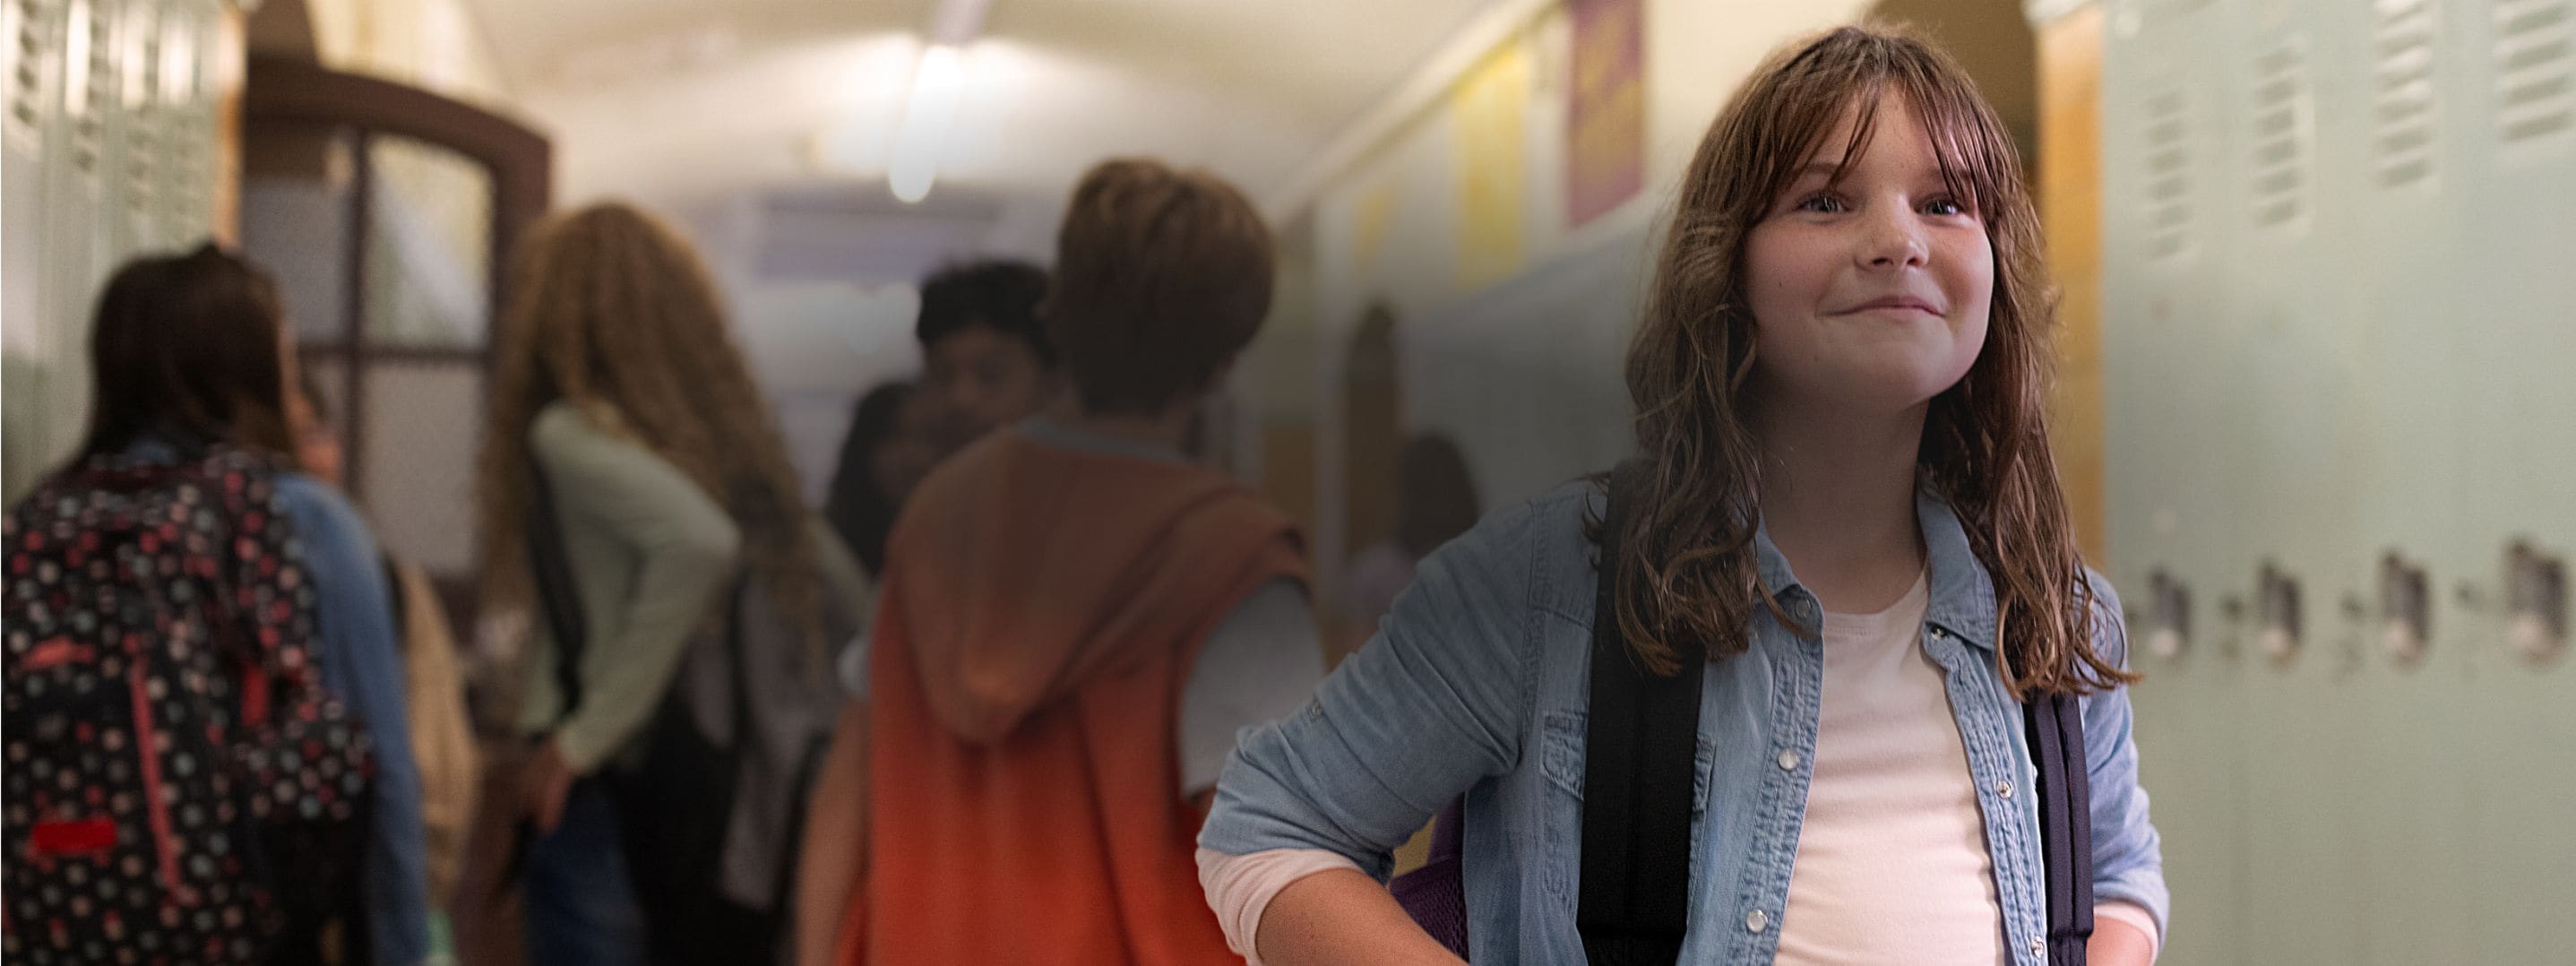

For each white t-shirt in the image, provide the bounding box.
[1775,571,2005,963]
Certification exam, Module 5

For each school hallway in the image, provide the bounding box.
[4,0,2572,963]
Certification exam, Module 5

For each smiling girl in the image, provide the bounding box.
[1198,25,2166,966]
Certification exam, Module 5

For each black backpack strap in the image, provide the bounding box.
[719,574,754,755]
[380,554,409,643]
[525,459,588,721]
[1578,459,1702,965]
[2029,690,2094,965]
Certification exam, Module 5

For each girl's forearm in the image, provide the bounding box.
[1251,868,1462,966]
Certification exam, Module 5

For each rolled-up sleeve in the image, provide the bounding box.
[1199,497,1543,879]
[2081,574,2170,944]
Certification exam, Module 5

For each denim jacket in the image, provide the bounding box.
[1202,479,2167,964]
[271,474,430,965]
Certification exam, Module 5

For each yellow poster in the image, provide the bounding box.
[1352,177,1401,271]
[1451,39,1529,291]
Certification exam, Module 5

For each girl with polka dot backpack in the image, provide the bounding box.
[4,246,376,964]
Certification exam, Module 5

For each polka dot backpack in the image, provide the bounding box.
[4,445,375,964]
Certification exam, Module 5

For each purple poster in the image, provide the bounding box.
[1566,0,1645,229]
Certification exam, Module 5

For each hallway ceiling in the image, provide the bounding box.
[466,0,1498,222]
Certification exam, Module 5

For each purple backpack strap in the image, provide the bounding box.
[1389,799,1469,957]
[1428,798,1465,861]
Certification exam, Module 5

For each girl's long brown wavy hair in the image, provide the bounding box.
[1615,24,2132,696]
[476,203,821,641]
[79,244,297,461]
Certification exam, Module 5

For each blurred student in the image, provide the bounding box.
[797,160,1316,965]
[821,381,938,689]
[4,245,425,965]
[1339,434,1482,662]
[288,377,481,962]
[911,260,1060,454]
[478,203,857,965]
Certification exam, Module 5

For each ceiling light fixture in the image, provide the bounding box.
[887,0,992,203]
[887,44,963,203]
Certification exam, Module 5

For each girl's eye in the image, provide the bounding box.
[1795,194,1847,214]
[1923,196,1969,217]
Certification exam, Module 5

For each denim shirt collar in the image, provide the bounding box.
[107,423,223,467]
[1915,489,2000,652]
[120,436,184,464]
[1747,486,1999,653]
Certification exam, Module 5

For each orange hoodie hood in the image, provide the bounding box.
[883,429,1307,746]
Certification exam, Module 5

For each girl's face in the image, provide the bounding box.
[1743,95,1993,418]
[870,392,941,506]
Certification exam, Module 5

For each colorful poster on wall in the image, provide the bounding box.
[1351,176,1401,271]
[1452,38,1530,291]
[1566,0,1644,229]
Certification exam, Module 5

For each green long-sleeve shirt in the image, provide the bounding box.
[514,402,741,772]
[513,401,873,773]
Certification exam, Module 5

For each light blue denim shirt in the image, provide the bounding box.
[1202,479,2167,964]
[271,474,431,966]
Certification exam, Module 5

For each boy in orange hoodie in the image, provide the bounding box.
[795,159,1318,966]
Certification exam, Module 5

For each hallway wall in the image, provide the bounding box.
[4,0,237,499]
[1257,0,1880,606]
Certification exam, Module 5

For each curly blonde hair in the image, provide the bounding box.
[476,203,819,640]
